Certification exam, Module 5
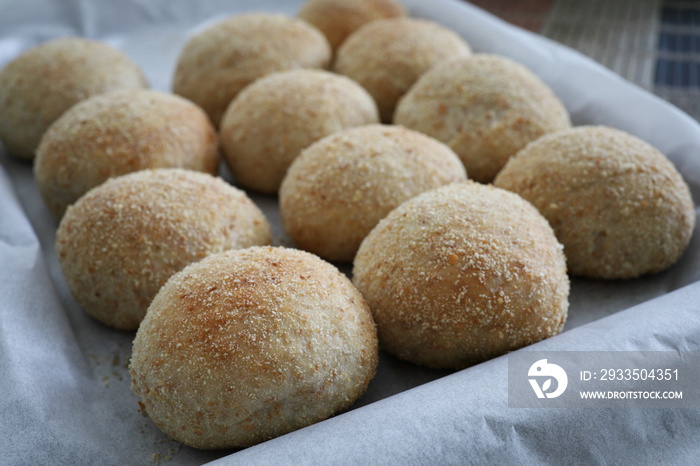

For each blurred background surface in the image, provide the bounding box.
[470,0,700,121]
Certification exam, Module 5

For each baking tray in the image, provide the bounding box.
[1,0,700,464]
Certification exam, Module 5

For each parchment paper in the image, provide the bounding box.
[1,0,700,464]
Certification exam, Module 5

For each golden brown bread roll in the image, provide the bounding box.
[335,17,472,122]
[35,89,218,218]
[280,124,467,262]
[220,69,379,194]
[353,181,569,369]
[0,37,147,159]
[56,169,271,330]
[394,54,570,182]
[130,246,378,449]
[298,0,406,52]
[494,126,696,279]
[172,13,331,127]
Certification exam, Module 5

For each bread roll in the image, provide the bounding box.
[173,13,331,127]
[35,89,218,218]
[220,69,379,193]
[130,246,378,449]
[353,181,569,369]
[394,54,570,182]
[0,37,147,159]
[494,126,696,278]
[298,0,405,52]
[56,169,271,330]
[335,17,471,122]
[280,124,467,262]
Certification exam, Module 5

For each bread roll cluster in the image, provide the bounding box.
[1,0,695,451]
